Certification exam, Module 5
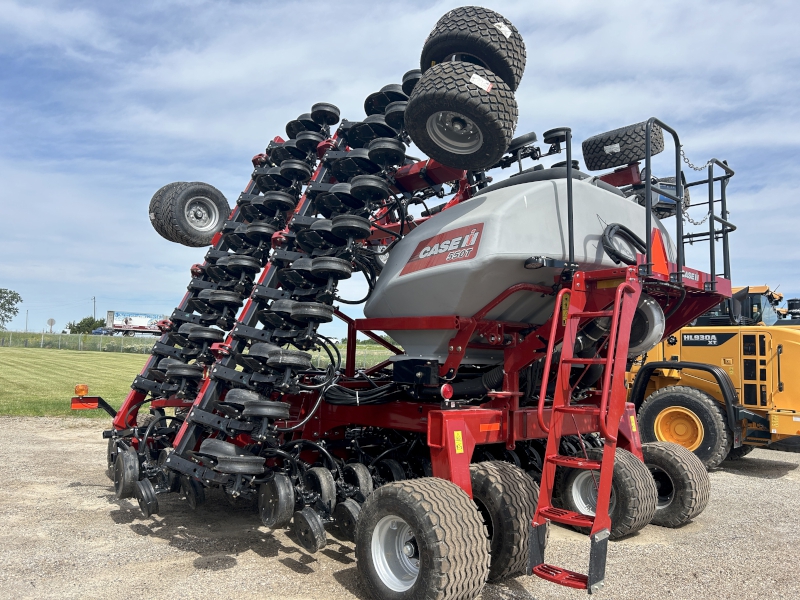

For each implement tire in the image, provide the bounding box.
[582,121,665,172]
[355,478,489,599]
[642,442,710,528]
[470,461,538,581]
[638,385,732,470]
[561,447,657,539]
[420,6,526,91]
[405,61,518,171]
[150,181,230,247]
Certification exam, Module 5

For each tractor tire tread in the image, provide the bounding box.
[642,442,710,527]
[356,477,489,599]
[470,461,539,581]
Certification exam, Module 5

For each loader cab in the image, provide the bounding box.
[693,286,780,327]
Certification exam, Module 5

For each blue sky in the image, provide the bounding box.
[1,0,799,337]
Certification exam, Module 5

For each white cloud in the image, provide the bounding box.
[2,0,800,334]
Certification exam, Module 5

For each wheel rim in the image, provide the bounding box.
[371,515,419,592]
[648,466,675,510]
[185,196,220,232]
[426,111,483,154]
[570,471,616,516]
[443,52,489,70]
[654,406,704,451]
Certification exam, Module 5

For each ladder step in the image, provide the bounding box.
[573,310,613,319]
[531,564,589,590]
[562,357,608,365]
[538,506,595,528]
[546,454,602,469]
[554,405,601,416]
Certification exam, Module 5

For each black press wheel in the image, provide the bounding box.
[334,498,362,542]
[150,181,231,247]
[420,6,526,91]
[259,473,295,528]
[293,507,327,553]
[641,442,710,528]
[355,478,490,600]
[304,466,337,515]
[113,444,139,500]
[638,385,733,469]
[135,479,159,518]
[343,462,374,502]
[405,62,517,170]
[470,461,539,581]
[106,438,117,481]
[181,476,206,509]
[561,447,657,539]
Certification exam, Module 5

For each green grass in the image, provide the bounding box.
[0,347,148,417]
[0,344,395,417]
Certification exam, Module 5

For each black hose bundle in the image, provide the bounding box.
[602,223,647,266]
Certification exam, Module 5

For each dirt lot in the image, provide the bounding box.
[1,417,798,600]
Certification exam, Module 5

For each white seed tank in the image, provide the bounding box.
[363,173,675,364]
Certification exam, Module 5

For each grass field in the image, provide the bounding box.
[0,345,394,417]
[0,347,149,417]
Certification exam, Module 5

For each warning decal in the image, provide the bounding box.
[400,223,484,276]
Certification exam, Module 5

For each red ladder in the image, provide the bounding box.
[529,272,641,594]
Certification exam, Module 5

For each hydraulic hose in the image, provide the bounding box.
[602,223,647,266]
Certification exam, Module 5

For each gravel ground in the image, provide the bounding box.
[0,417,798,600]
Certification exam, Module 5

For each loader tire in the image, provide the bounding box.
[582,120,665,172]
[561,447,657,539]
[470,461,539,581]
[767,436,800,453]
[150,181,230,247]
[725,445,755,461]
[642,442,710,528]
[355,478,489,600]
[405,61,518,171]
[638,385,732,470]
[420,5,526,91]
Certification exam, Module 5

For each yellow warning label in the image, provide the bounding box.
[561,294,570,326]
[454,430,464,454]
[597,278,625,290]
[630,416,638,432]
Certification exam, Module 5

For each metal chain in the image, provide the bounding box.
[679,146,712,225]
[680,146,713,172]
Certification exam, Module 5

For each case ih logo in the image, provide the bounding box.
[400,223,484,276]
[682,333,736,346]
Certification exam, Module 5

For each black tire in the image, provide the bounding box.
[561,447,657,539]
[135,479,159,518]
[267,349,312,371]
[181,476,206,509]
[582,121,665,172]
[259,473,295,528]
[334,498,362,542]
[470,461,539,581]
[725,445,755,460]
[638,385,732,470]
[420,6,526,91]
[343,462,374,502]
[113,444,139,500]
[374,458,406,485]
[355,478,489,600]
[150,181,231,247]
[641,442,710,528]
[294,507,327,553]
[305,466,337,515]
[406,62,518,171]
[106,438,117,481]
[148,182,185,240]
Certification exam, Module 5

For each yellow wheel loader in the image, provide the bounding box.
[629,286,800,469]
